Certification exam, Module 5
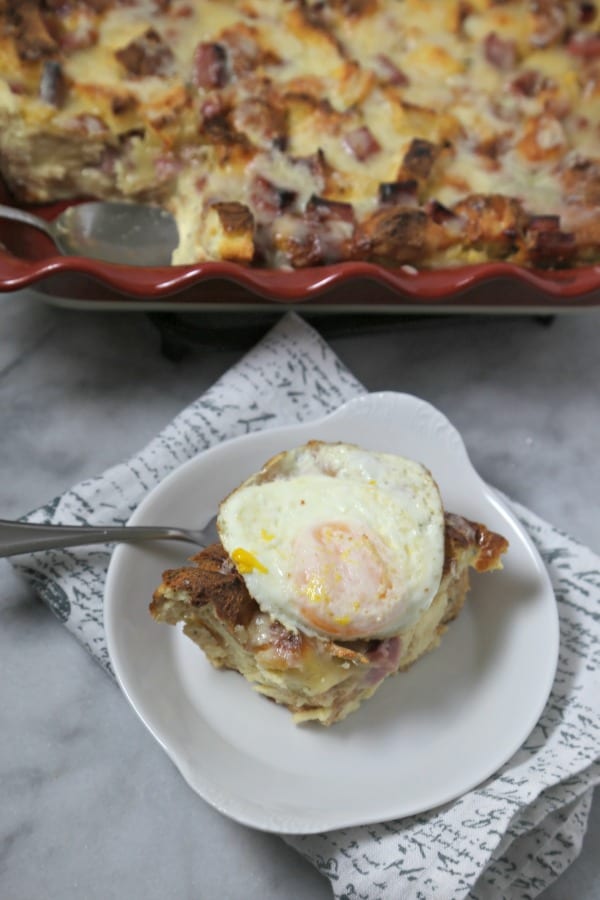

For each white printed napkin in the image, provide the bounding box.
[12,313,600,900]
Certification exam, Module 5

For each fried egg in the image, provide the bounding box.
[217,441,445,641]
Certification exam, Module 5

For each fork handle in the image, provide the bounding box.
[0,519,193,557]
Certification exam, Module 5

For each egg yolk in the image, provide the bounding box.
[292,522,393,639]
[231,547,269,574]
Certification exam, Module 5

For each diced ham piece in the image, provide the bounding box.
[378,180,419,206]
[526,215,576,265]
[274,195,359,267]
[250,176,296,224]
[567,31,600,59]
[307,195,355,223]
[579,3,597,24]
[528,214,562,233]
[484,32,518,70]
[363,637,402,686]
[511,69,550,97]
[115,29,174,77]
[343,125,381,161]
[192,42,228,89]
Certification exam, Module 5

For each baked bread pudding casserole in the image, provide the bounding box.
[150,442,508,725]
[0,1,599,269]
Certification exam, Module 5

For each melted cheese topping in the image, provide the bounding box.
[1,0,599,268]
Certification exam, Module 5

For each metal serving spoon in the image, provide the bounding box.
[0,516,218,558]
[0,200,179,266]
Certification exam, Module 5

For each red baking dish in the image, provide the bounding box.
[1,185,599,312]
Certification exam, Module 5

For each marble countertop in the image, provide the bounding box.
[1,290,598,899]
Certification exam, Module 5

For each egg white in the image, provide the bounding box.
[217,442,445,640]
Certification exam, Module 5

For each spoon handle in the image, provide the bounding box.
[0,519,200,557]
[0,204,55,239]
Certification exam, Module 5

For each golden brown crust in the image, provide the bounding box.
[150,542,258,629]
[443,512,509,574]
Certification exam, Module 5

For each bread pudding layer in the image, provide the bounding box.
[1,1,600,269]
[149,514,508,726]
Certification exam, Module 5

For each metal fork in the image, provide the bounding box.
[0,516,218,558]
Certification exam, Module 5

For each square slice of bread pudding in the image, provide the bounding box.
[149,442,508,726]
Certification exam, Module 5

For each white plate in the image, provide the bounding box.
[104,392,558,834]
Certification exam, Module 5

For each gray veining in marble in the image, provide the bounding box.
[1,292,598,899]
